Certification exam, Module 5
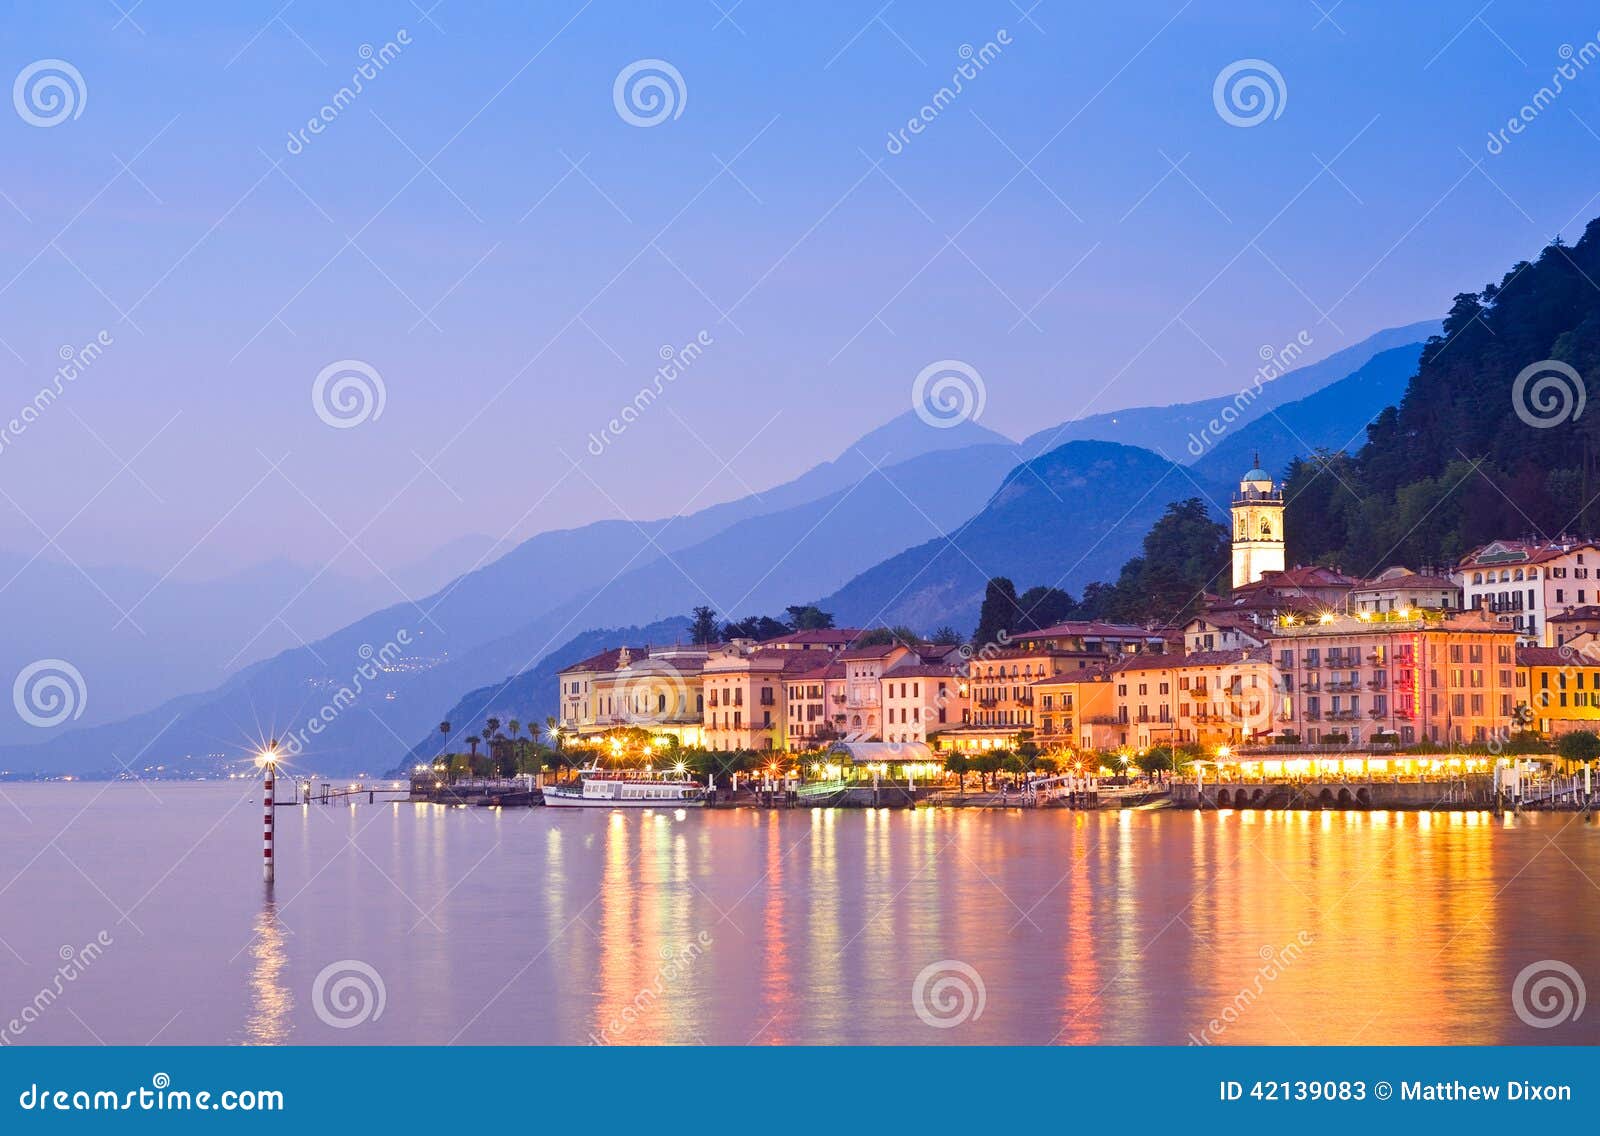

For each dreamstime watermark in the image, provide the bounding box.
[0,331,114,457]
[1212,59,1286,127]
[1511,359,1585,429]
[17,1075,284,1112]
[13,59,86,127]
[912,359,986,428]
[311,959,386,1029]
[1186,331,1313,457]
[884,30,1012,155]
[13,659,87,729]
[1485,34,1600,156]
[589,931,713,1044]
[1188,932,1313,1045]
[1511,959,1586,1029]
[0,932,113,1045]
[312,358,386,428]
[280,631,413,755]
[613,59,686,127]
[284,31,412,155]
[586,330,714,456]
[912,959,986,1028]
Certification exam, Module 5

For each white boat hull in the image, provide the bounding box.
[542,793,705,808]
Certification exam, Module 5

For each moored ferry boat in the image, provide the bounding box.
[542,771,706,808]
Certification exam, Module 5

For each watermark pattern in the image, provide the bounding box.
[1185,332,1312,457]
[13,659,87,729]
[612,59,686,127]
[0,932,113,1045]
[311,959,387,1029]
[586,331,713,456]
[884,30,1012,155]
[284,31,412,155]
[1511,359,1585,428]
[1511,959,1586,1029]
[614,661,692,726]
[1189,933,1313,1044]
[13,59,86,127]
[911,359,986,429]
[312,359,387,429]
[0,331,114,457]
[589,932,712,1044]
[280,631,414,755]
[911,959,986,1028]
[1212,59,1286,128]
[1485,35,1600,155]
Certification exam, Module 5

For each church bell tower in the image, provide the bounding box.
[1232,454,1284,589]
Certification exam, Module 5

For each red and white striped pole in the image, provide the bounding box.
[262,740,277,883]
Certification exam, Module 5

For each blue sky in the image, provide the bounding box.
[1,0,1596,575]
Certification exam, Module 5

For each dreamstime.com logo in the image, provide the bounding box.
[311,959,387,1029]
[911,959,986,1028]
[312,359,386,428]
[1212,59,1286,127]
[13,59,86,127]
[1511,959,1586,1029]
[17,1074,284,1113]
[12,659,87,729]
[1511,359,1585,429]
[912,359,986,429]
[613,59,686,127]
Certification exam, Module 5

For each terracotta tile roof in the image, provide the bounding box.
[558,646,647,674]
[1519,646,1574,666]
[1017,620,1162,639]
[839,643,909,659]
[1550,606,1600,622]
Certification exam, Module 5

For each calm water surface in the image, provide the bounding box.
[1,784,1597,1045]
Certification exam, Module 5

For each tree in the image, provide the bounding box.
[973,577,1021,646]
[855,625,921,647]
[930,625,962,645]
[722,615,791,641]
[944,751,970,786]
[437,720,451,756]
[785,604,835,631]
[1556,730,1600,764]
[689,605,720,645]
[1014,586,1077,631]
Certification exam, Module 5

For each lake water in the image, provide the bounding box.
[1,783,1597,1046]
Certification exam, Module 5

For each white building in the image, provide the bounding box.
[1454,538,1600,645]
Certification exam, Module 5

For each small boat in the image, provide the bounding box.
[542,770,706,808]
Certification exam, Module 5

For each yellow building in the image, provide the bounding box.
[1520,645,1600,736]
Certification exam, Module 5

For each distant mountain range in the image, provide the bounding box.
[1016,319,1436,462]
[2,322,1435,777]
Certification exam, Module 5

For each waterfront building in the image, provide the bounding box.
[1455,537,1600,644]
[879,663,967,744]
[587,647,709,747]
[702,644,817,751]
[761,628,866,651]
[1519,645,1600,736]
[784,659,842,747]
[557,646,645,734]
[1273,610,1518,746]
[1349,566,1460,614]
[1230,457,1285,589]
